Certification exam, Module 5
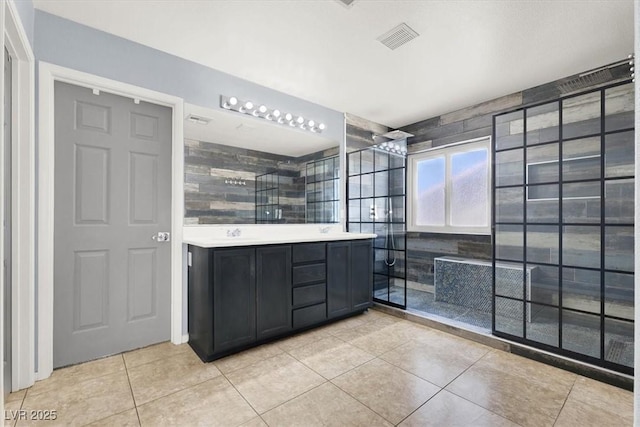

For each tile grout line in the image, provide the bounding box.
[281,337,377,381]
[215,348,328,424]
[442,350,515,419]
[394,388,446,427]
[552,375,578,427]
[215,346,287,377]
[221,361,329,425]
[127,375,220,410]
[80,408,138,427]
[384,342,489,426]
[218,369,263,419]
[123,346,193,371]
[9,389,27,427]
[122,346,226,410]
[122,354,143,427]
[440,349,534,427]
[258,381,329,424]
[326,357,398,425]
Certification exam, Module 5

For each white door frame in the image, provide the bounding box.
[37,62,185,381]
[2,0,35,393]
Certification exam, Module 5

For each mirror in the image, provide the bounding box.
[183,103,341,225]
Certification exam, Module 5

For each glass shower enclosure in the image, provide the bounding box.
[493,80,634,374]
[347,142,407,309]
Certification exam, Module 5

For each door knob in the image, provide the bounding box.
[152,232,171,242]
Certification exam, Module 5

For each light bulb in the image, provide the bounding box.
[244,101,254,110]
[285,113,293,121]
[296,116,304,124]
[259,105,267,113]
[318,123,326,130]
[308,120,315,127]
[229,97,238,106]
[273,110,281,118]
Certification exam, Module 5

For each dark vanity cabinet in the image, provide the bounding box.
[291,243,328,328]
[188,239,372,362]
[351,240,374,311]
[327,240,375,318]
[212,248,256,353]
[327,242,350,318]
[256,246,292,340]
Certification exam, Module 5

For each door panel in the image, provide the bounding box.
[129,153,158,224]
[127,248,157,321]
[74,145,110,224]
[54,81,172,368]
[73,250,109,331]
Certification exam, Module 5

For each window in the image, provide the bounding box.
[408,137,491,234]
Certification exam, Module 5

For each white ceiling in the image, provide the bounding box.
[33,0,634,129]
[183,103,339,157]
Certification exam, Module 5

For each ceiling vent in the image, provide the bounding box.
[377,23,419,50]
[335,0,356,7]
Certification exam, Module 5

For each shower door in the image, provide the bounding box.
[492,81,634,374]
[347,146,407,309]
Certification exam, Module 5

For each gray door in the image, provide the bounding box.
[3,48,12,392]
[54,81,172,368]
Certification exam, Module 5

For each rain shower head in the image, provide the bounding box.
[382,130,414,140]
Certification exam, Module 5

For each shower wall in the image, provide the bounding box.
[399,62,632,290]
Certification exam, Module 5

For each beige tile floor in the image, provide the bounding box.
[5,309,633,427]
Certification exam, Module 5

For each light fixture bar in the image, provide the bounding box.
[220,95,325,134]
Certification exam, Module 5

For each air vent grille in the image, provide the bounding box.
[558,69,614,94]
[335,0,356,7]
[186,114,211,125]
[377,23,419,50]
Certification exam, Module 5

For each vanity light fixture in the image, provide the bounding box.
[222,96,238,109]
[220,95,326,134]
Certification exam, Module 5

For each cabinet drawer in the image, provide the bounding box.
[293,263,326,285]
[293,283,326,307]
[293,303,327,329]
[292,243,326,263]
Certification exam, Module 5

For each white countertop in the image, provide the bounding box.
[183,224,376,248]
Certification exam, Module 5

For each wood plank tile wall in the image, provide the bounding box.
[400,63,631,287]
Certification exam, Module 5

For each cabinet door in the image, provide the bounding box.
[256,246,292,340]
[351,240,373,311]
[213,248,256,353]
[327,241,350,319]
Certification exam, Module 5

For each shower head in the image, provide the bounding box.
[382,130,414,140]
